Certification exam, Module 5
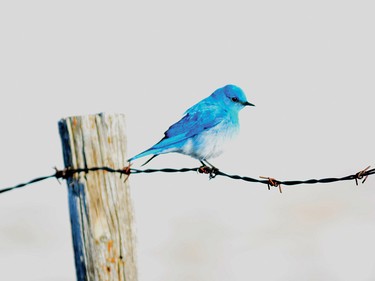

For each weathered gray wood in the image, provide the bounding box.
[58,113,137,281]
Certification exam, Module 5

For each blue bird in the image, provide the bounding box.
[128,84,254,167]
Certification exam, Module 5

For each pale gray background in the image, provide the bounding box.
[0,1,374,280]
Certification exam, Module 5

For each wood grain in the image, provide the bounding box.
[59,113,137,281]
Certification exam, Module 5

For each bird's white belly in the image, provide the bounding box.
[180,121,239,160]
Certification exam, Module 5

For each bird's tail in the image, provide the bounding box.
[128,137,183,165]
[128,147,160,163]
[140,154,158,166]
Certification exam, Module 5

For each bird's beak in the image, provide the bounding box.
[243,101,255,107]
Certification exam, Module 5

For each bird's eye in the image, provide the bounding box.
[231,97,239,102]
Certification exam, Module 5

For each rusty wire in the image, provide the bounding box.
[0,165,374,194]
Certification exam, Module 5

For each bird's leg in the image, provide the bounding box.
[205,160,219,179]
[198,160,219,179]
[203,160,218,170]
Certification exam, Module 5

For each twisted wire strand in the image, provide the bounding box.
[0,174,56,194]
[0,165,373,194]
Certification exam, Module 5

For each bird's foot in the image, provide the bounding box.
[198,165,219,179]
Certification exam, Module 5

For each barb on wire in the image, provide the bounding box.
[259,176,282,193]
[355,165,371,185]
[0,165,374,195]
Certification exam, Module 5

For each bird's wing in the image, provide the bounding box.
[153,103,225,149]
[127,102,225,163]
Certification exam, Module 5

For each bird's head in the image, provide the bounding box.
[212,84,255,110]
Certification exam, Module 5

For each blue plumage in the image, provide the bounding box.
[128,84,254,166]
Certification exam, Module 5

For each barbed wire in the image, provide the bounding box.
[0,165,373,194]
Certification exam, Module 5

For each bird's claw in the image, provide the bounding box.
[198,165,219,179]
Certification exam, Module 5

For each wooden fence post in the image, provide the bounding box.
[58,113,137,281]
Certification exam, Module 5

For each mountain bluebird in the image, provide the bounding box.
[128,84,254,167]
